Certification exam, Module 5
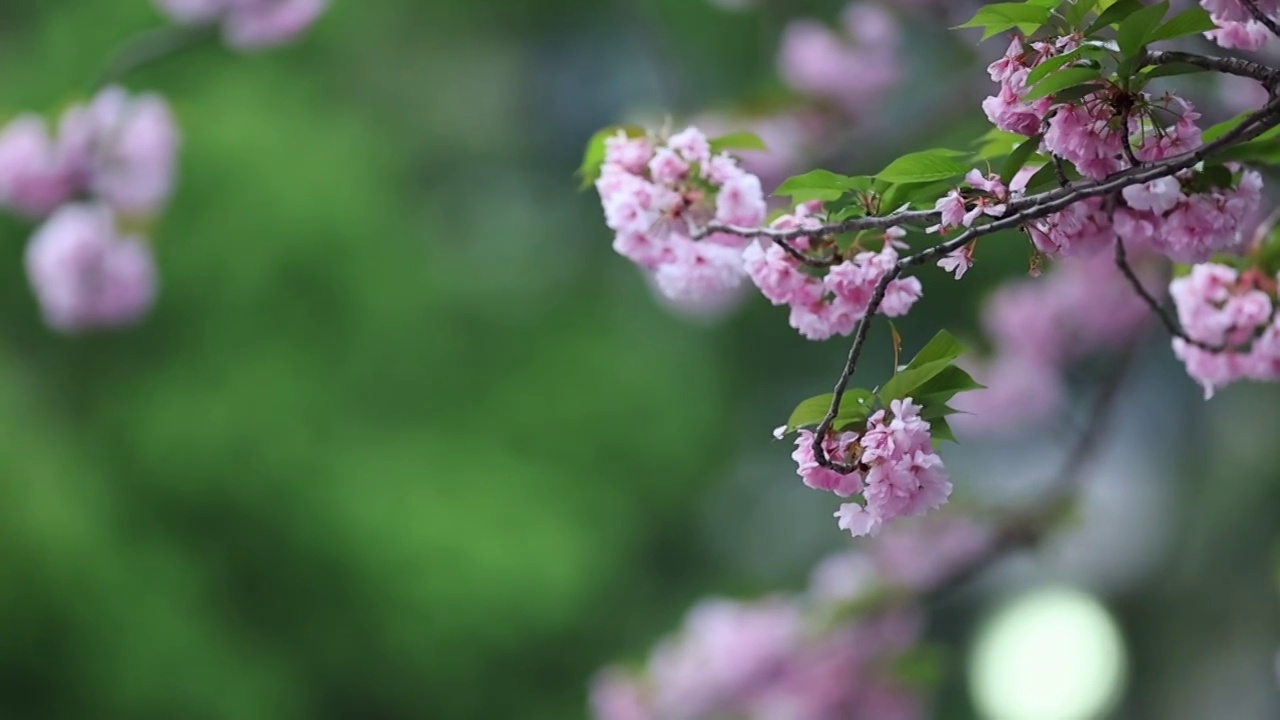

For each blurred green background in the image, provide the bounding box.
[0,1,1276,719]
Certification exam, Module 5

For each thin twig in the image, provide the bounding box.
[930,345,1139,597]
[97,24,214,90]
[1240,0,1280,41]
[1114,238,1224,353]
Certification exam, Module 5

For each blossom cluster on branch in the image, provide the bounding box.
[0,2,326,333]
[591,517,997,720]
[584,0,1280,715]
[584,0,1280,539]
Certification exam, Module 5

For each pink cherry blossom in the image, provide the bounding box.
[0,115,79,218]
[792,430,864,497]
[157,0,329,50]
[25,203,157,333]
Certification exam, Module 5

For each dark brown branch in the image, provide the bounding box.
[930,345,1138,596]
[1239,0,1280,41]
[1113,239,1225,353]
[1147,50,1280,89]
[809,96,1280,471]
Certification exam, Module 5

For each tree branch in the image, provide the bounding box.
[809,96,1280,470]
[1240,0,1280,41]
[1113,238,1225,353]
[1147,50,1280,88]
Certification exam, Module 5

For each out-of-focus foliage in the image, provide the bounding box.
[0,1,751,717]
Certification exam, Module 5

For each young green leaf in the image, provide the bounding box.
[577,125,644,189]
[774,170,852,202]
[1146,6,1216,44]
[1140,62,1207,83]
[1000,134,1043,185]
[931,416,958,444]
[956,2,1055,39]
[905,329,968,371]
[1115,0,1168,57]
[709,131,768,153]
[876,149,971,185]
[913,366,986,407]
[1084,0,1145,36]
[1023,66,1104,101]
[879,359,955,404]
[785,389,877,433]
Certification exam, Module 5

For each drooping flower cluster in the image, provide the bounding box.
[1169,263,1280,398]
[0,86,179,332]
[983,38,1264,262]
[589,516,994,720]
[155,0,328,50]
[597,127,768,307]
[953,252,1156,435]
[792,399,951,538]
[777,3,901,117]
[1200,0,1280,50]
[743,207,922,341]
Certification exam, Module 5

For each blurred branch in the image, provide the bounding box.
[931,343,1139,597]
[97,24,215,90]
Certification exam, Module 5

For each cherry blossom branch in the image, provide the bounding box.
[1146,50,1280,88]
[931,345,1137,597]
[1240,0,1280,41]
[810,96,1280,471]
[1112,238,1226,353]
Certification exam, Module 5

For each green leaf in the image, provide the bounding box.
[1064,0,1103,27]
[1140,62,1208,82]
[1146,6,1216,44]
[1116,0,1168,57]
[920,403,961,421]
[1023,66,1105,101]
[1202,111,1250,143]
[785,390,877,433]
[975,128,1030,161]
[1051,82,1105,104]
[880,359,954,404]
[906,329,968,371]
[1085,0,1144,36]
[876,149,971,185]
[774,169,865,203]
[709,131,768,153]
[931,416,958,443]
[1021,162,1061,193]
[1185,164,1235,193]
[577,125,644,190]
[956,2,1054,40]
[1000,135,1044,185]
[1025,44,1106,86]
[914,365,985,404]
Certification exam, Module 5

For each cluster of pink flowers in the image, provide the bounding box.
[597,127,768,307]
[953,252,1155,434]
[1169,263,1280,398]
[155,0,328,50]
[792,399,951,538]
[590,516,993,720]
[777,3,900,117]
[743,206,922,340]
[0,86,180,332]
[1200,0,1280,50]
[984,38,1264,262]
